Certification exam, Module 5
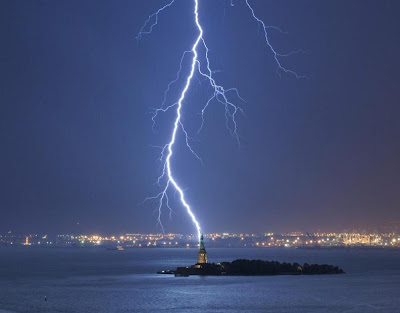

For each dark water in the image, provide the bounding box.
[0,247,399,312]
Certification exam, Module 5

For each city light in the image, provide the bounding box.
[1,231,399,248]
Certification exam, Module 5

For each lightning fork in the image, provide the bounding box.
[138,0,303,241]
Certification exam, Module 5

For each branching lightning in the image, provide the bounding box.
[244,0,306,78]
[138,0,303,241]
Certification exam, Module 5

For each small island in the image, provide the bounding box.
[158,235,345,277]
[158,259,344,276]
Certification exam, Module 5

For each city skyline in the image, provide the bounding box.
[2,230,400,249]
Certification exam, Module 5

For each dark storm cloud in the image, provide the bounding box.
[0,0,399,234]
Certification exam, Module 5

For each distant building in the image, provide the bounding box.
[197,234,207,264]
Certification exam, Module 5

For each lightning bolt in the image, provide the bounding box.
[138,0,303,241]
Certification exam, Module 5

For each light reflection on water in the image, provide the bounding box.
[0,247,399,312]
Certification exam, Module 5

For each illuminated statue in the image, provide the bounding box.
[197,234,207,264]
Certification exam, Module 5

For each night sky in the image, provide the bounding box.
[1,0,400,235]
